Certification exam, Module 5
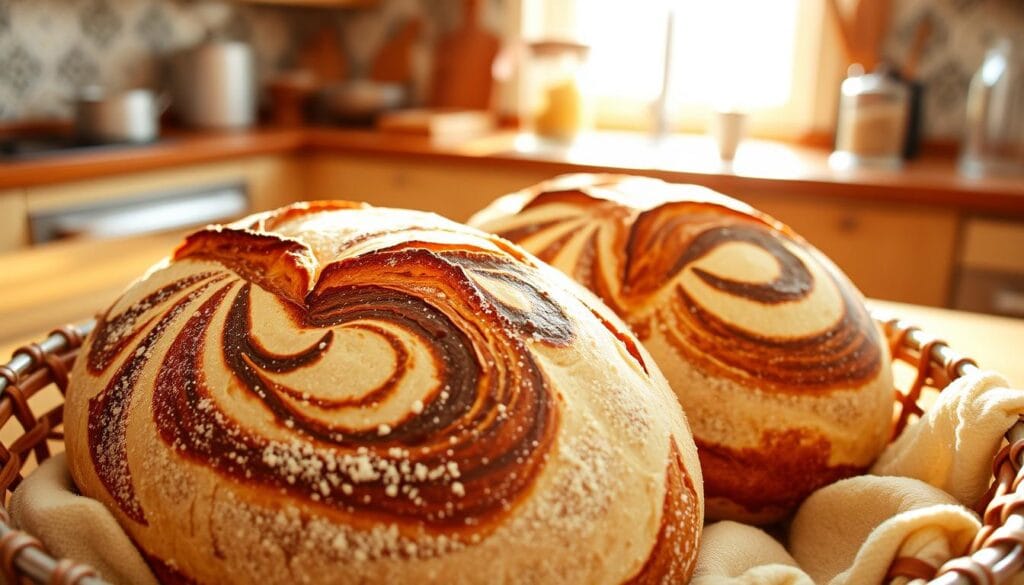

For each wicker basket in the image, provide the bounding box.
[0,318,1021,585]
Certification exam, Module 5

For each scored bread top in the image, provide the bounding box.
[471,173,886,395]
[470,174,894,522]
[65,200,704,584]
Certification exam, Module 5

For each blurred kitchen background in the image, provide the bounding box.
[0,0,1023,345]
[1,0,1021,136]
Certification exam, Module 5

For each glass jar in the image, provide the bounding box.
[831,65,909,169]
[960,38,1024,178]
[520,40,591,144]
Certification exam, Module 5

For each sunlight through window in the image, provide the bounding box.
[576,0,801,110]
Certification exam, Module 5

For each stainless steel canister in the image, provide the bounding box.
[171,40,256,129]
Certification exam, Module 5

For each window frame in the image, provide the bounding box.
[511,0,831,141]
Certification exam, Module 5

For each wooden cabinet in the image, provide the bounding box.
[17,155,303,247]
[743,193,959,307]
[306,153,553,222]
[0,190,28,253]
[1,147,972,309]
[25,155,302,217]
[244,155,306,212]
[959,218,1024,275]
[306,154,962,306]
[953,218,1024,317]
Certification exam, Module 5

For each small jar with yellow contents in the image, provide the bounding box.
[521,40,592,144]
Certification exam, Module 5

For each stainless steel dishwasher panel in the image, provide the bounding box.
[28,182,248,243]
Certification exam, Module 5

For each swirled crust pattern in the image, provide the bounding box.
[470,174,894,522]
[65,201,703,584]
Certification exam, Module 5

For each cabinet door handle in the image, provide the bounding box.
[837,214,860,233]
[392,171,410,189]
[993,287,1024,317]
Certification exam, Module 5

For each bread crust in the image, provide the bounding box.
[470,174,894,522]
[64,201,703,584]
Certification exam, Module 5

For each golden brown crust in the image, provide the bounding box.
[470,173,894,522]
[144,554,197,585]
[623,441,701,584]
[696,430,863,522]
[65,200,703,584]
[484,176,884,395]
[173,229,313,303]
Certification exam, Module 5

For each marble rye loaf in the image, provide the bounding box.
[64,200,704,584]
[470,173,894,523]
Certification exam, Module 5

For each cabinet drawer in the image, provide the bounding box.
[954,269,1024,318]
[0,190,28,252]
[742,193,958,307]
[24,155,302,219]
[960,218,1024,274]
[306,154,552,222]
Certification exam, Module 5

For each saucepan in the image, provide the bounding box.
[312,80,408,124]
[72,87,168,143]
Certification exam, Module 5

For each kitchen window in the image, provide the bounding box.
[520,0,828,139]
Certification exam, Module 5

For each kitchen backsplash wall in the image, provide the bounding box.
[0,0,1019,140]
[0,0,300,120]
[0,0,496,122]
[884,0,1024,139]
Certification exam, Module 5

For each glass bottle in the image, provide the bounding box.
[960,38,1024,178]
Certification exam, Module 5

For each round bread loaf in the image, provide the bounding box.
[470,174,894,523]
[64,201,703,584]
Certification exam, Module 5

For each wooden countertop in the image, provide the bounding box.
[3,126,1024,216]
[1,232,1022,387]
[0,127,305,190]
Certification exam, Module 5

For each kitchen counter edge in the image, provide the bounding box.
[2,126,1022,216]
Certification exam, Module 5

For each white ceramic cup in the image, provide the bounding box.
[711,110,748,160]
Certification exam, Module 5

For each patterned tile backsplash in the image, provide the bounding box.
[0,0,1020,139]
[0,0,296,120]
[0,0,492,122]
[883,0,1024,138]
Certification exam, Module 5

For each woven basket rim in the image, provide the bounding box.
[0,316,1019,585]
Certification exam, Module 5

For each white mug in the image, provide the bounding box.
[711,110,748,161]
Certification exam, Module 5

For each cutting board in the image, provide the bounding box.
[298,25,348,83]
[371,17,423,85]
[377,108,496,145]
[429,0,500,110]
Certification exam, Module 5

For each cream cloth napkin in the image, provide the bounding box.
[6,372,1021,585]
[788,476,979,585]
[694,478,978,585]
[691,522,812,585]
[8,454,158,585]
[695,370,1023,585]
[871,371,1024,506]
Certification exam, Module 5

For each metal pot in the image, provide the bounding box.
[313,80,407,124]
[73,88,165,143]
[171,40,256,129]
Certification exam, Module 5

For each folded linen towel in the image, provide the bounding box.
[694,477,979,585]
[6,372,1021,585]
[789,476,979,585]
[8,453,157,585]
[871,371,1023,507]
[692,521,812,585]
